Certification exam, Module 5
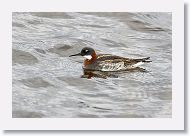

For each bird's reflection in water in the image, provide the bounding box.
[81,67,149,79]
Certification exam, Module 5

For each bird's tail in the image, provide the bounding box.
[135,57,152,63]
[132,57,151,67]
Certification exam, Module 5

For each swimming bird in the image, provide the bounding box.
[69,47,151,72]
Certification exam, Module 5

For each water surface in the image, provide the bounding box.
[12,12,172,118]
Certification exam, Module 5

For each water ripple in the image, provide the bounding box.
[12,12,172,118]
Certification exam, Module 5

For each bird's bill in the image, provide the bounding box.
[69,53,81,57]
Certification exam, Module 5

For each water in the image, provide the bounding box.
[12,12,172,118]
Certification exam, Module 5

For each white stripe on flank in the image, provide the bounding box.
[101,62,125,71]
[132,62,145,67]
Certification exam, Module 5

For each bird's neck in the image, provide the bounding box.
[84,51,97,65]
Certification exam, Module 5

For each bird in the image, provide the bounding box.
[69,47,151,72]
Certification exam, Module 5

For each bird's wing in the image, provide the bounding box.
[96,54,151,70]
[124,57,151,67]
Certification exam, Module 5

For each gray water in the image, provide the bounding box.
[12,12,172,118]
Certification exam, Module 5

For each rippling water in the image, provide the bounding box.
[12,12,172,118]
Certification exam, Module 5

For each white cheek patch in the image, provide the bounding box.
[83,55,92,60]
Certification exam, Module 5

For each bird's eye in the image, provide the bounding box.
[85,50,88,53]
